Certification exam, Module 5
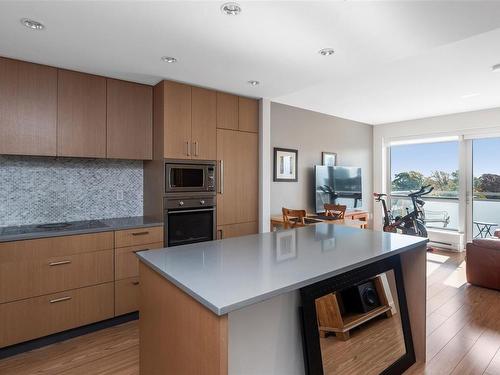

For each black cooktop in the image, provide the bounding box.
[0,220,109,236]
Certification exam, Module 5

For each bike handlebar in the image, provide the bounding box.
[408,185,434,197]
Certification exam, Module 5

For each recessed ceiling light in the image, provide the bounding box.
[221,2,242,16]
[248,80,259,86]
[21,18,44,30]
[492,63,500,72]
[161,56,177,63]
[318,48,335,56]
[461,93,480,99]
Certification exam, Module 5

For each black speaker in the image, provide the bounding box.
[340,279,381,314]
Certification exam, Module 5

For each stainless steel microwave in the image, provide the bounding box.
[165,160,216,194]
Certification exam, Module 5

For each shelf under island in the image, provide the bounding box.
[136,224,428,375]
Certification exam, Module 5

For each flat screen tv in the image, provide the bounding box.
[314,166,362,213]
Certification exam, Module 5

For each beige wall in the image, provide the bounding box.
[270,102,373,215]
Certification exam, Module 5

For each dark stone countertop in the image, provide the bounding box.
[0,216,163,243]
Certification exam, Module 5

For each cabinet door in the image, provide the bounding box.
[237,131,259,222]
[216,92,238,130]
[238,97,259,133]
[217,222,258,239]
[107,79,152,160]
[0,58,57,156]
[192,87,216,160]
[217,129,240,225]
[164,81,192,159]
[57,70,106,157]
[217,130,258,226]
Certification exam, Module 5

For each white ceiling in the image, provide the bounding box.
[1,1,500,124]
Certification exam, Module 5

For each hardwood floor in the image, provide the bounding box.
[408,250,500,375]
[0,321,138,374]
[0,250,499,374]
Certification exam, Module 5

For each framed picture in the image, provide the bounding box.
[274,148,298,182]
[322,152,337,167]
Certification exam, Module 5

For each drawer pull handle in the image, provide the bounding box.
[132,281,140,286]
[132,231,149,236]
[49,260,71,266]
[133,248,150,253]
[50,296,72,304]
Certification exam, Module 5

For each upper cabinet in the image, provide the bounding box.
[216,92,238,131]
[163,82,217,160]
[57,70,107,158]
[192,87,217,160]
[0,58,57,156]
[0,57,153,160]
[238,97,259,133]
[164,81,192,159]
[107,79,153,160]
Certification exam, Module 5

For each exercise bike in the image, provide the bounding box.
[373,185,434,238]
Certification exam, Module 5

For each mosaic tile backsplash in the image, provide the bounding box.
[0,156,144,227]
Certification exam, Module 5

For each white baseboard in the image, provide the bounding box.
[428,228,465,252]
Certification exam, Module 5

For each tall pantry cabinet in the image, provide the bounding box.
[144,81,259,239]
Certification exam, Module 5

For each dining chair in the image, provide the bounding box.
[324,204,347,219]
[282,208,307,229]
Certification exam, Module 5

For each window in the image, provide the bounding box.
[472,137,500,237]
[389,141,459,230]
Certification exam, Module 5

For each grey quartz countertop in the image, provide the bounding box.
[0,216,163,242]
[137,224,427,316]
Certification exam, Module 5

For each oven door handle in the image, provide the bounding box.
[167,208,215,214]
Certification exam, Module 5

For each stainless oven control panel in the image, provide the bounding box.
[164,196,216,210]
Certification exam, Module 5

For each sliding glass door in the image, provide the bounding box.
[389,140,460,231]
[471,137,500,238]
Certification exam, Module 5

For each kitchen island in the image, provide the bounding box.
[137,224,427,375]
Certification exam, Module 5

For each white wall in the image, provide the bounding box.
[270,102,373,216]
[373,106,500,230]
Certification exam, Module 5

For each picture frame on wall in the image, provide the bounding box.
[273,147,298,182]
[322,152,337,167]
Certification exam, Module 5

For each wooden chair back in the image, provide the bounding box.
[282,208,307,229]
[324,204,347,219]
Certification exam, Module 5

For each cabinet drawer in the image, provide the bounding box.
[0,282,114,348]
[115,242,163,280]
[0,232,113,262]
[115,277,140,316]
[114,226,163,248]
[0,249,113,304]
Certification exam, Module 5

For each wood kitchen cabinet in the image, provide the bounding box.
[0,56,155,160]
[216,92,239,130]
[217,222,258,239]
[192,87,217,160]
[163,81,216,160]
[114,226,163,315]
[107,79,153,160]
[238,97,259,133]
[57,70,107,158]
[164,81,192,159]
[217,129,258,228]
[0,57,57,156]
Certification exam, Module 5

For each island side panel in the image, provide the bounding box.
[399,244,427,364]
[228,290,304,375]
[139,262,228,375]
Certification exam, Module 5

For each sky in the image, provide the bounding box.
[391,139,500,178]
[391,141,459,178]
